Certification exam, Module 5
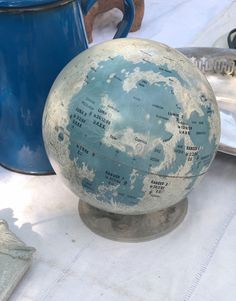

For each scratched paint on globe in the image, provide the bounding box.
[43,39,220,214]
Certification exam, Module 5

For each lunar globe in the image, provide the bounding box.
[43,38,220,240]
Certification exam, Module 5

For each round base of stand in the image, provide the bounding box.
[79,198,188,242]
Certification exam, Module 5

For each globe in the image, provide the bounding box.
[43,38,220,217]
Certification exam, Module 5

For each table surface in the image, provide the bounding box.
[1,1,236,300]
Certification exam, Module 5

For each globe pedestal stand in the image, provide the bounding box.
[79,198,188,242]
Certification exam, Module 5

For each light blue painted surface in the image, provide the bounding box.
[64,55,218,206]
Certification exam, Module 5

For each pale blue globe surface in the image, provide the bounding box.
[43,39,220,215]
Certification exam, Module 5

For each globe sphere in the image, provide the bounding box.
[43,38,220,215]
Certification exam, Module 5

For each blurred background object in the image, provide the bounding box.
[0,220,35,301]
[191,1,236,48]
[228,28,236,48]
[0,0,134,175]
[84,0,144,43]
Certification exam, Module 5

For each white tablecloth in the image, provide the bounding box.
[1,1,236,300]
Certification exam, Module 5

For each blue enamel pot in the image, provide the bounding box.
[0,0,134,174]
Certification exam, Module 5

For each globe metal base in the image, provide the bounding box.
[78,198,188,242]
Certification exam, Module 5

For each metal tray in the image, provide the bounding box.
[178,47,236,156]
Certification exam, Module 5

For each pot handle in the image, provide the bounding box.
[80,0,135,39]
